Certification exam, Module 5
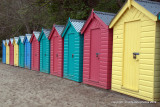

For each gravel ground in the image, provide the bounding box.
[0,63,159,107]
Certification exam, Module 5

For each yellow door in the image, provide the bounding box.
[14,44,19,66]
[6,45,10,64]
[122,21,140,91]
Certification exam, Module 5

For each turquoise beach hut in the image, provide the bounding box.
[38,28,51,74]
[61,18,85,82]
[18,36,25,68]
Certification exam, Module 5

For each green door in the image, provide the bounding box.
[42,39,46,71]
[68,34,75,76]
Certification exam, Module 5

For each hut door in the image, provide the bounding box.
[123,21,140,91]
[68,34,75,76]
[90,29,101,82]
[53,36,58,73]
[25,43,27,67]
[42,39,46,71]
[33,41,36,69]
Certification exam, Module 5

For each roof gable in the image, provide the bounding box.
[18,36,25,44]
[109,0,159,28]
[81,9,115,34]
[54,25,65,35]
[33,31,41,40]
[5,39,9,46]
[24,34,32,42]
[2,40,5,45]
[9,38,14,45]
[13,37,19,44]
[62,18,86,37]
[48,25,65,39]
[38,28,51,41]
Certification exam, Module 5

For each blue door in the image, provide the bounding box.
[68,34,75,76]
[2,44,6,63]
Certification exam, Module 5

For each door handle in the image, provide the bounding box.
[133,52,139,60]
[96,53,100,57]
[72,54,74,58]
[56,54,58,57]
[45,54,46,56]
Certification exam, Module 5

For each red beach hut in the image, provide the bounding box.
[48,25,65,77]
[81,9,115,89]
[9,38,14,66]
[30,31,41,71]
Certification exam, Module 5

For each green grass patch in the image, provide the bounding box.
[0,58,2,62]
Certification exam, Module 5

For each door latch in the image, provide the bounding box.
[96,53,100,57]
[45,54,46,56]
[56,54,58,57]
[133,52,139,59]
[72,54,74,58]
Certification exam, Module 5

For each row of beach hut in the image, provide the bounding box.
[1,0,160,101]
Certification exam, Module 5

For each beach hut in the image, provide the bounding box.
[61,18,85,82]
[48,25,65,77]
[109,0,160,101]
[30,31,41,71]
[18,36,25,68]
[13,37,19,66]
[24,34,32,69]
[38,29,51,74]
[5,39,10,64]
[2,40,6,63]
[9,38,14,66]
[81,10,115,89]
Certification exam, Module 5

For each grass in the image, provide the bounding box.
[0,58,1,62]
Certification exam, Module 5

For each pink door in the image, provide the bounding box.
[90,29,101,82]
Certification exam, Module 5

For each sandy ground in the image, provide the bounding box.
[0,63,159,107]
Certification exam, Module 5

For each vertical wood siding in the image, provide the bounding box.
[6,45,10,64]
[50,30,64,77]
[14,43,18,66]
[112,6,157,101]
[19,43,25,67]
[25,40,31,69]
[154,21,160,101]
[63,26,83,82]
[9,43,14,65]
[40,34,50,74]
[83,18,113,89]
[2,44,6,63]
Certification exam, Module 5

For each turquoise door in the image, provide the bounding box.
[68,34,75,76]
[42,39,46,72]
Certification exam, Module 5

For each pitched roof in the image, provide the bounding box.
[10,38,14,44]
[94,11,116,25]
[135,0,160,16]
[14,37,19,44]
[43,29,51,38]
[19,36,25,42]
[70,19,86,32]
[2,40,5,45]
[33,31,41,40]
[6,39,9,45]
[54,25,65,35]
[25,34,32,42]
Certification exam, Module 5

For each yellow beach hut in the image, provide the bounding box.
[109,0,160,101]
[13,37,19,66]
[5,39,10,64]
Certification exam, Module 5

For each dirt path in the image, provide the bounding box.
[0,63,159,107]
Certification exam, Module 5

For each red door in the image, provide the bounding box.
[90,29,101,82]
[10,45,14,65]
[53,36,59,74]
